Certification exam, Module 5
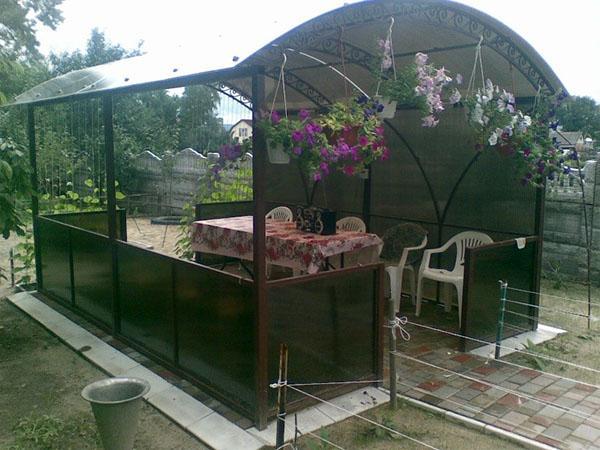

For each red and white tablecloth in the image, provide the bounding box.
[191,215,383,274]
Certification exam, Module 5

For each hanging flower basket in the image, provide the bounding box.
[267,143,290,164]
[374,95,397,119]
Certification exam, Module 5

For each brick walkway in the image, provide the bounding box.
[391,302,600,449]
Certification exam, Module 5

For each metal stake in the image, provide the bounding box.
[275,343,289,449]
[389,295,397,409]
[495,281,508,359]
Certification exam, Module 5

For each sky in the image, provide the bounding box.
[35,0,600,102]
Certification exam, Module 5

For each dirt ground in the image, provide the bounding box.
[0,289,208,450]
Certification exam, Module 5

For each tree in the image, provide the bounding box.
[178,85,227,152]
[48,28,142,76]
[0,0,63,103]
[556,96,600,141]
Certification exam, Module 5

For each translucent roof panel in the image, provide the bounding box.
[10,48,246,106]
[11,0,565,108]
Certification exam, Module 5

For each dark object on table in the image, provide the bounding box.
[295,206,336,235]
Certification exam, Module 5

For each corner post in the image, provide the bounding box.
[252,66,269,430]
[27,105,43,290]
[103,95,119,332]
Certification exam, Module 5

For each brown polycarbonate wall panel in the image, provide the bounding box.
[174,261,256,414]
[48,210,126,239]
[194,201,254,220]
[117,243,175,362]
[70,228,113,327]
[267,266,381,409]
[462,238,539,351]
[37,217,72,304]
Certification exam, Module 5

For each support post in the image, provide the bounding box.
[275,343,289,449]
[389,295,397,409]
[103,95,119,333]
[495,281,508,359]
[252,67,269,430]
[27,105,42,290]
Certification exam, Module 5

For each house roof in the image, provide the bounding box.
[9,0,566,108]
[230,119,253,130]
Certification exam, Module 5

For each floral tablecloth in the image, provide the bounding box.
[191,215,383,274]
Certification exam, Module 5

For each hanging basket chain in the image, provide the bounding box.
[375,17,396,97]
[269,52,288,120]
[466,35,485,97]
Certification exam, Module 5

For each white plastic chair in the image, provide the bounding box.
[266,206,293,222]
[336,216,366,233]
[381,223,428,315]
[416,231,493,328]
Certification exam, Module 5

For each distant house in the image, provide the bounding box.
[554,130,595,159]
[229,119,252,142]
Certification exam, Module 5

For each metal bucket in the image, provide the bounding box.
[82,377,150,450]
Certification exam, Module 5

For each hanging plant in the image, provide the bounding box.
[464,80,569,187]
[259,96,390,183]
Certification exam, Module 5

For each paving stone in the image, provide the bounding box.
[572,404,596,415]
[518,368,541,378]
[554,395,580,409]
[554,379,578,390]
[451,353,473,363]
[507,374,532,385]
[499,381,521,391]
[420,394,444,406]
[497,393,524,407]
[433,385,460,399]
[485,371,515,384]
[535,434,562,448]
[544,424,572,441]
[472,365,498,376]
[519,399,546,414]
[500,411,530,426]
[530,375,556,387]
[573,423,600,441]
[568,436,598,450]
[417,380,446,392]
[453,388,481,401]
[405,389,426,400]
[565,389,588,402]
[530,415,553,427]
[516,421,546,439]
[469,381,491,392]
[538,405,565,419]
[518,382,544,395]
[483,403,510,418]
[555,412,586,430]
[471,393,496,408]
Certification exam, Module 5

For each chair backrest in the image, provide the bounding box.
[336,216,366,233]
[266,206,293,222]
[449,231,493,267]
[380,222,428,265]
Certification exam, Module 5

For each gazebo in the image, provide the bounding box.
[9,0,564,429]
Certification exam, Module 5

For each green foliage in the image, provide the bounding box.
[8,413,99,450]
[174,166,252,260]
[522,338,547,371]
[12,230,35,285]
[40,178,125,213]
[0,137,32,238]
[543,259,566,290]
[178,85,228,152]
[378,64,425,109]
[48,28,142,76]
[0,0,63,104]
[556,96,600,141]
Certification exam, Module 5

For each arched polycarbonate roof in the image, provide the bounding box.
[10,0,565,108]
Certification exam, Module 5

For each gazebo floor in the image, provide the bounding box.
[388,299,600,449]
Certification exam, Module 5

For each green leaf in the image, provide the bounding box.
[115,191,126,200]
[84,179,94,187]
[0,160,13,180]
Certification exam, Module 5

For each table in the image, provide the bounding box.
[191,215,383,274]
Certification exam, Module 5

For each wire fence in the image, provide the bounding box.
[388,281,600,449]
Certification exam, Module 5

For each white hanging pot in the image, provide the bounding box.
[267,143,290,164]
[375,95,397,119]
